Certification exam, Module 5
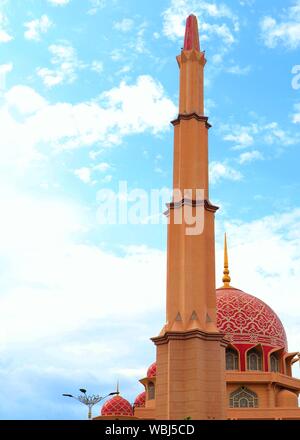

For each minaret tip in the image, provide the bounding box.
[183,14,200,51]
[222,233,231,288]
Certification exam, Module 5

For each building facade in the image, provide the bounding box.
[96,14,300,421]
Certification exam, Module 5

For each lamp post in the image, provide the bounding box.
[63,388,118,420]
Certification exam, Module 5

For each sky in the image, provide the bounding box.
[0,0,300,420]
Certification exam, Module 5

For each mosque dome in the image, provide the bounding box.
[147,362,157,378]
[216,286,288,351]
[134,391,146,408]
[101,395,133,417]
[216,233,287,353]
[144,286,287,378]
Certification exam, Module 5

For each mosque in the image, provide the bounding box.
[95,15,300,420]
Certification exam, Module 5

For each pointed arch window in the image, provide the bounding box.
[230,387,258,408]
[247,348,263,371]
[148,382,155,400]
[226,348,239,370]
[270,353,280,372]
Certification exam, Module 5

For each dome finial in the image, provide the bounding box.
[116,380,120,395]
[222,233,231,288]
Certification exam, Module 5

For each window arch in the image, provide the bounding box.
[247,348,263,371]
[229,387,258,408]
[148,382,155,400]
[270,353,280,372]
[226,348,239,370]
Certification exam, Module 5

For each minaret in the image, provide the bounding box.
[152,15,227,420]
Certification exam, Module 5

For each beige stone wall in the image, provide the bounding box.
[154,334,227,420]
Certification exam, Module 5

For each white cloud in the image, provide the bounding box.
[222,120,299,151]
[262,122,297,146]
[5,85,47,114]
[204,98,216,115]
[38,44,106,86]
[97,75,176,137]
[201,22,235,45]
[101,174,112,183]
[74,162,111,184]
[239,0,255,5]
[37,42,83,87]
[209,161,242,184]
[162,0,239,45]
[130,22,148,54]
[226,64,251,75]
[94,162,110,172]
[74,167,92,184]
[0,76,176,171]
[238,150,264,164]
[116,65,131,76]
[113,18,134,32]
[0,11,13,42]
[224,131,254,149]
[260,0,300,49]
[87,0,106,15]
[112,367,147,379]
[0,62,12,89]
[91,60,103,74]
[0,62,12,74]
[292,102,300,123]
[0,28,11,42]
[24,15,52,41]
[0,189,165,345]
[47,0,70,5]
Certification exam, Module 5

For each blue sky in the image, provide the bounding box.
[0,0,300,419]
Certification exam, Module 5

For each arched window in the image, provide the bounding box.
[270,353,280,372]
[247,348,263,371]
[148,382,155,400]
[226,348,239,370]
[230,387,258,408]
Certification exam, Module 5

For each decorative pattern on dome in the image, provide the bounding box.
[101,395,133,417]
[147,362,157,378]
[134,391,146,408]
[216,288,288,350]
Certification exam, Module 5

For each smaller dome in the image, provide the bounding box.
[134,391,146,408]
[101,395,133,417]
[216,287,288,350]
[147,362,157,378]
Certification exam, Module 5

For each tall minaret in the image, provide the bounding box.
[152,15,227,420]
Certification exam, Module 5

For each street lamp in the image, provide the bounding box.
[62,388,118,420]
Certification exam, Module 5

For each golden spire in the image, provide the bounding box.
[222,233,231,288]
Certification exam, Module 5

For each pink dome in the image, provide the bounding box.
[147,362,157,378]
[101,395,133,417]
[216,287,287,350]
[134,391,146,408]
